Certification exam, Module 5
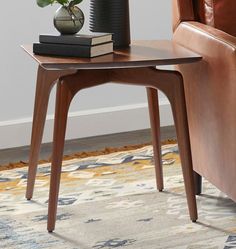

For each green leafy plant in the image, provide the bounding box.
[37,0,83,8]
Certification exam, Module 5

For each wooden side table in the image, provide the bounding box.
[22,40,201,232]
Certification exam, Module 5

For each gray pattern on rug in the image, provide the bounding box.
[0,144,236,248]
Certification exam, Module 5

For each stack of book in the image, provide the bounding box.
[33,32,113,58]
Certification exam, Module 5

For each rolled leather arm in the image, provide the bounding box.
[172,21,236,199]
[173,21,236,62]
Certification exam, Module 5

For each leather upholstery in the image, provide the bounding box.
[194,0,236,36]
[172,0,195,31]
[172,1,236,201]
[194,0,213,25]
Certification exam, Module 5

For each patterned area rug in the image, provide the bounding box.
[0,144,236,249]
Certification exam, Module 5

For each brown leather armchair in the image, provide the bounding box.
[172,0,236,200]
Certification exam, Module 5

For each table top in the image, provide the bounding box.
[22,40,201,70]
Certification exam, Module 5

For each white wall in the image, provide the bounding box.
[0,0,173,149]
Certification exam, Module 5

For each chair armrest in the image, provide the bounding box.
[173,21,236,61]
[173,20,236,188]
[172,22,236,199]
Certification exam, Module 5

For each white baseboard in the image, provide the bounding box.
[0,99,173,149]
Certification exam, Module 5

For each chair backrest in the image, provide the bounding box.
[173,0,236,36]
[172,0,195,31]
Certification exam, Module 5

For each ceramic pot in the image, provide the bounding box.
[54,6,84,35]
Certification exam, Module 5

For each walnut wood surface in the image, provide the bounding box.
[23,40,200,231]
[146,88,163,191]
[25,67,77,200]
[46,68,198,232]
[22,40,201,70]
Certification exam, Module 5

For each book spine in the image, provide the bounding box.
[39,36,91,46]
[33,43,91,57]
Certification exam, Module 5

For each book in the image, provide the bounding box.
[33,42,113,58]
[39,33,113,46]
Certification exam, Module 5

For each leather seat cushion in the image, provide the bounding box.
[195,0,236,37]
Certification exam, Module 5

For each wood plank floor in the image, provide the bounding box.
[0,126,176,166]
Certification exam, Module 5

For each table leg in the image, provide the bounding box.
[47,81,72,232]
[26,66,76,200]
[47,68,197,232]
[47,70,109,232]
[156,70,198,222]
[111,67,198,222]
[146,87,163,191]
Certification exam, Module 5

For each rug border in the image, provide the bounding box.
[0,139,177,171]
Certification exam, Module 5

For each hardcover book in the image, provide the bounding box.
[33,42,113,58]
[39,32,113,46]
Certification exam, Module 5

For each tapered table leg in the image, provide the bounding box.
[26,67,76,200]
[47,68,198,232]
[47,81,72,232]
[146,87,163,191]
[26,67,55,200]
[47,70,109,232]
[161,71,198,222]
[110,67,198,222]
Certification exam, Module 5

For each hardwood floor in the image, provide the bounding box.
[0,126,176,166]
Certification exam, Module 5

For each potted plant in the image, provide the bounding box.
[37,0,84,34]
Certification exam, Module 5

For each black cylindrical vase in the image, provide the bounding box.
[89,0,131,48]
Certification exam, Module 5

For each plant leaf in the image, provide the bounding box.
[70,0,83,6]
[37,0,52,7]
[57,0,69,5]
